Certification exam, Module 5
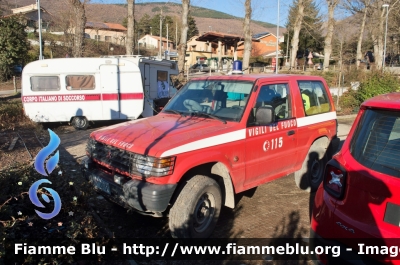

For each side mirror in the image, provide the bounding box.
[255,106,275,125]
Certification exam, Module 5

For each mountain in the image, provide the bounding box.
[4,0,284,35]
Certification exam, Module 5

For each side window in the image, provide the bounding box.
[66,75,95,90]
[298,81,331,116]
[248,83,291,125]
[31,76,60,91]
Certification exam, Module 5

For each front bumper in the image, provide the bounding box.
[81,156,177,214]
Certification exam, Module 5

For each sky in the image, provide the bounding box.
[91,0,291,27]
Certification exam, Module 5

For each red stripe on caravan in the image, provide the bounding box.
[102,93,144,100]
[85,94,101,100]
[102,94,118,100]
[21,93,143,103]
[22,94,101,103]
[120,93,144,100]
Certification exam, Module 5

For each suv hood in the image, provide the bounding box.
[90,113,238,157]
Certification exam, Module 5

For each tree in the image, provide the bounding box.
[122,17,128,28]
[149,15,171,35]
[368,0,399,70]
[178,0,190,79]
[342,0,373,68]
[126,0,135,55]
[187,15,198,39]
[137,13,152,35]
[288,0,306,69]
[323,0,340,71]
[284,0,323,69]
[243,0,252,73]
[0,16,29,81]
[357,1,372,68]
[68,0,87,58]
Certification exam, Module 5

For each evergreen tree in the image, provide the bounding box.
[122,17,128,28]
[281,0,323,59]
[138,13,152,35]
[0,16,29,81]
[187,15,198,39]
[149,15,176,42]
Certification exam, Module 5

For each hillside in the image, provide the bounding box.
[5,0,284,36]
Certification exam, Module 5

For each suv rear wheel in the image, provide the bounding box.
[295,143,327,192]
[169,175,222,238]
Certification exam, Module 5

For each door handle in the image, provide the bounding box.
[287,130,295,136]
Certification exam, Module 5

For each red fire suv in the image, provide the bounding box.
[311,92,400,264]
[81,74,339,238]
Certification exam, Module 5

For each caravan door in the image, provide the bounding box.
[100,64,120,119]
[142,63,153,117]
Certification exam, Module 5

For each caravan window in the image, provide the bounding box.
[66,75,95,90]
[31,76,60,91]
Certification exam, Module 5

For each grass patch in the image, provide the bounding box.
[0,94,40,132]
[0,99,25,130]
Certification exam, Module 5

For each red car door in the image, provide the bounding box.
[244,82,298,188]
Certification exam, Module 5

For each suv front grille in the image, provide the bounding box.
[87,139,132,173]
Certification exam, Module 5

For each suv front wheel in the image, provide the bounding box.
[169,175,222,238]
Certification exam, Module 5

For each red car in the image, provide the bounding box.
[311,92,400,264]
[82,74,339,238]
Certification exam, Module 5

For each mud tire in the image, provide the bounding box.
[169,175,222,238]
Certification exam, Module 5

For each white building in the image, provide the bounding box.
[138,34,174,51]
[6,3,52,31]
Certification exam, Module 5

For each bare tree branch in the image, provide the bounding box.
[68,0,87,58]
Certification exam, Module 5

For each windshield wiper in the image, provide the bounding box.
[163,109,185,117]
[191,112,227,124]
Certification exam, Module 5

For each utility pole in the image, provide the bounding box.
[137,29,140,55]
[37,0,43,60]
[175,21,178,50]
[275,0,280,74]
[286,29,290,65]
[159,10,163,59]
[382,4,389,71]
[167,23,169,53]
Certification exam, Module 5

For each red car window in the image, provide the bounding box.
[350,109,400,178]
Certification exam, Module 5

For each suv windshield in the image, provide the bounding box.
[350,109,400,177]
[163,80,254,122]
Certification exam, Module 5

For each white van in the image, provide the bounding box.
[21,56,179,129]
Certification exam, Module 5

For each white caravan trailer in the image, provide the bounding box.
[21,56,179,129]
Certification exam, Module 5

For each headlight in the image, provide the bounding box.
[132,154,176,177]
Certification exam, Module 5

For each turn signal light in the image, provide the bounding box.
[323,161,347,199]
